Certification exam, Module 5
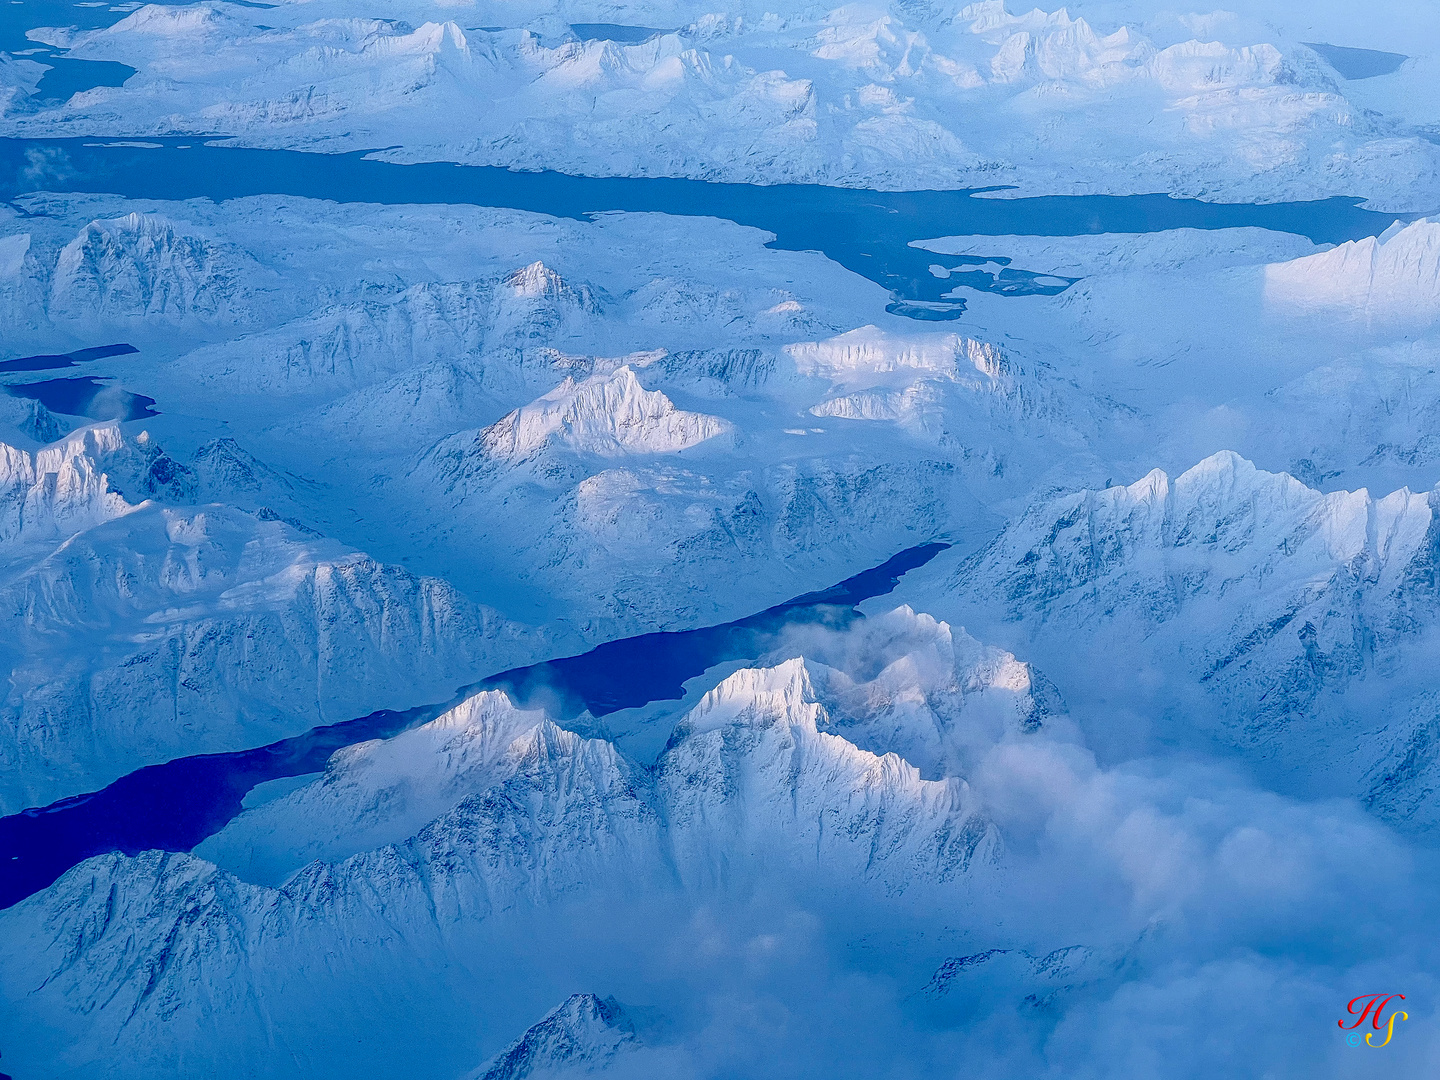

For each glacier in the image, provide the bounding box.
[1,0,1440,1076]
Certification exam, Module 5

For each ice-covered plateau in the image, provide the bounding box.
[1,0,1436,207]
[0,609,1022,1077]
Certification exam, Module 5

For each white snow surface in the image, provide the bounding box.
[1265,215,1440,329]
[4,20,1440,1072]
[0,1,1436,207]
[1,608,1430,1078]
[895,451,1440,828]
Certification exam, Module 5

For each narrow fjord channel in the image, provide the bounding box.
[0,541,946,909]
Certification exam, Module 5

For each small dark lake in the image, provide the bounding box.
[2,375,157,420]
[1304,42,1408,80]
[0,541,947,909]
[0,341,135,372]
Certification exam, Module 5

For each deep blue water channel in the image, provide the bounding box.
[0,541,947,909]
[0,138,1412,320]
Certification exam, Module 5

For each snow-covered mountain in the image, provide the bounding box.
[0,422,546,812]
[0,619,1012,1077]
[916,450,1440,826]
[202,608,1020,886]
[0,423,133,547]
[4,3,1440,1071]
[49,211,277,326]
[1,601,1427,1079]
[789,324,1073,453]
[196,690,555,884]
[1265,216,1440,330]
[5,1,1436,207]
[428,365,733,477]
[467,995,644,1080]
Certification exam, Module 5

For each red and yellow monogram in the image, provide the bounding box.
[1339,995,1408,1048]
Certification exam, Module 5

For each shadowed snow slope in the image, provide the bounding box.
[49,211,272,325]
[466,994,643,1080]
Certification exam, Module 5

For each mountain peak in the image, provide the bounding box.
[673,656,823,742]
[469,994,639,1080]
[475,366,733,464]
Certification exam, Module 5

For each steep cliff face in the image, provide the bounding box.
[0,423,135,547]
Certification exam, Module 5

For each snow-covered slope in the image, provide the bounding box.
[1265,216,1440,329]
[0,423,134,547]
[180,262,602,397]
[182,280,496,393]
[2,603,1430,1080]
[790,324,1067,449]
[468,995,644,1080]
[49,211,275,326]
[428,365,733,477]
[201,610,1014,886]
[0,632,1005,1077]
[197,690,554,884]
